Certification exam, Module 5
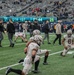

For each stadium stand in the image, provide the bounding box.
[0,0,74,21]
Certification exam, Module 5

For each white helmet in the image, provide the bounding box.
[33,30,41,36]
[29,36,34,41]
[67,30,72,37]
[34,35,43,45]
[67,30,72,34]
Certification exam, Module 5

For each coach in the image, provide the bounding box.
[0,20,4,47]
[53,20,62,45]
[43,20,51,44]
[7,19,15,47]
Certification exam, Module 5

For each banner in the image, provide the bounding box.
[0,16,57,22]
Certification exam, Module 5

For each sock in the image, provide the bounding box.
[35,60,40,71]
[62,49,67,56]
[10,68,22,75]
[44,55,48,63]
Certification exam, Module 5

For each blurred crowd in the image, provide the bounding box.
[0,18,74,47]
[0,0,74,21]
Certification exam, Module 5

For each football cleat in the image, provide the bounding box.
[18,59,24,63]
[11,43,14,47]
[43,62,48,65]
[5,67,11,75]
[32,70,40,73]
[48,42,51,44]
[60,52,65,57]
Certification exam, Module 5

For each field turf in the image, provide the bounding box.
[0,33,74,75]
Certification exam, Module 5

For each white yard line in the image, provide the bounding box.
[0,51,62,71]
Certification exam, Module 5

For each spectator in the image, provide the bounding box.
[7,19,15,47]
[0,20,4,47]
[33,20,40,31]
[28,21,33,37]
[53,20,62,45]
[43,20,51,44]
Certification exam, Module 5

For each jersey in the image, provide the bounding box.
[26,42,39,58]
[64,35,74,46]
[23,42,40,74]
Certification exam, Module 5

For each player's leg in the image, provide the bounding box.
[61,49,68,56]
[19,32,27,42]
[70,45,74,58]
[6,67,25,75]
[43,51,49,64]
[23,57,32,75]
[14,34,18,43]
[37,49,49,65]
[22,64,32,75]
[32,55,40,73]
[23,34,28,42]
[61,46,70,56]
[71,45,74,49]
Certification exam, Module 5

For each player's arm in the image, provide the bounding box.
[24,40,32,54]
[32,49,38,63]
[72,39,74,45]
[24,47,28,54]
[26,40,32,47]
[62,38,67,49]
[24,41,32,54]
[62,38,65,46]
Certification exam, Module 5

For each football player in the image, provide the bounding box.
[6,35,43,75]
[24,29,41,54]
[24,30,49,73]
[61,30,74,56]
[14,22,27,43]
[19,30,49,73]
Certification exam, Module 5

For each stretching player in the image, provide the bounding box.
[6,35,43,75]
[19,30,49,73]
[27,30,49,65]
[61,30,74,57]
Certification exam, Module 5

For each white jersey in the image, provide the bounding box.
[64,35,74,46]
[23,42,40,74]
[26,42,39,58]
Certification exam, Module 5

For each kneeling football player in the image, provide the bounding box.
[61,30,74,57]
[19,30,50,73]
[6,35,43,75]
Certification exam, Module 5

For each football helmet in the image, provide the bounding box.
[67,30,72,37]
[29,36,34,41]
[33,30,41,36]
[34,35,43,45]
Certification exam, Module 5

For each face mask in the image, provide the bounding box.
[68,34,72,37]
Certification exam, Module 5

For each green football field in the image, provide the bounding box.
[0,33,74,75]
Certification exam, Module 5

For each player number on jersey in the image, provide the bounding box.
[68,39,71,44]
